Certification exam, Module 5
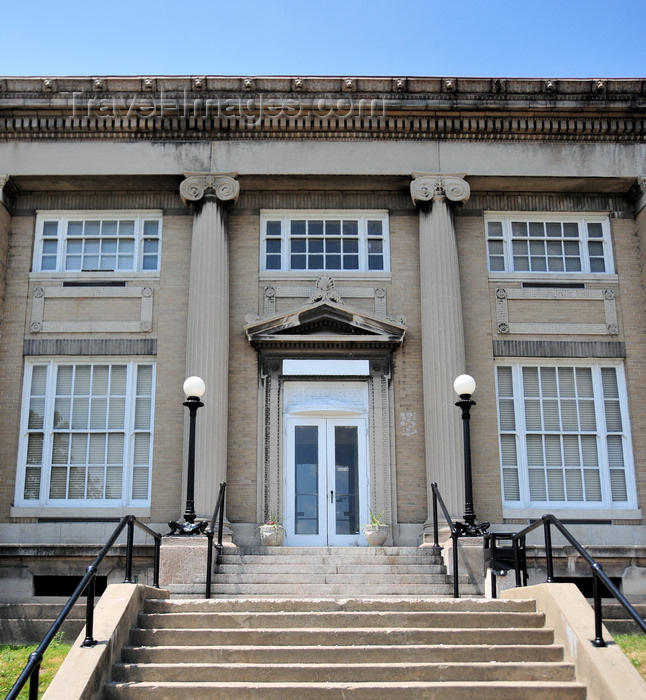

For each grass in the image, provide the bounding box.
[615,635,646,680]
[0,638,72,699]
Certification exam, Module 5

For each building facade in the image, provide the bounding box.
[0,75,645,597]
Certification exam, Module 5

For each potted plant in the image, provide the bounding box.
[363,509,389,546]
[257,513,285,546]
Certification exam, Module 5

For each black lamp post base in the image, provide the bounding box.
[455,519,491,537]
[166,519,209,536]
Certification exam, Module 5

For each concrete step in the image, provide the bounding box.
[143,596,537,613]
[218,557,446,576]
[598,602,646,635]
[110,660,576,683]
[121,642,568,665]
[169,582,477,597]
[128,625,556,647]
[136,609,546,630]
[0,602,86,644]
[103,680,587,699]
[209,572,453,584]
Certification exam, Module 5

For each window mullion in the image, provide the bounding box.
[513,364,531,506]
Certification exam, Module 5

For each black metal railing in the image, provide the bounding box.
[430,482,461,598]
[6,515,161,700]
[205,481,227,599]
[490,514,646,646]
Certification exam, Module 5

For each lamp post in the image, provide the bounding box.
[167,376,208,535]
[453,374,489,537]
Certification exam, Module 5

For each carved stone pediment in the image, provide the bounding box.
[245,298,406,351]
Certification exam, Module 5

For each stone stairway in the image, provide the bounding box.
[102,596,587,699]
[167,545,479,597]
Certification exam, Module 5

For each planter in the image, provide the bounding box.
[259,524,285,546]
[363,524,389,546]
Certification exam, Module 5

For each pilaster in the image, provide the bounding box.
[411,173,470,528]
[181,173,239,520]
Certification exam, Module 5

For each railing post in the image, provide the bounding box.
[452,531,460,599]
[431,484,441,556]
[124,517,134,584]
[152,534,161,589]
[513,538,522,587]
[82,568,96,647]
[217,482,226,549]
[27,652,41,700]
[205,530,214,599]
[592,567,607,647]
[543,519,555,583]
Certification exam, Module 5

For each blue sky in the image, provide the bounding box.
[2,0,645,78]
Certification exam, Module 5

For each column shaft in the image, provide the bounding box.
[411,174,470,524]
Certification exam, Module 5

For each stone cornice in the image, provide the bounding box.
[0,76,645,142]
[179,173,239,205]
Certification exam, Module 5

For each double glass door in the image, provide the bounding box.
[284,417,367,546]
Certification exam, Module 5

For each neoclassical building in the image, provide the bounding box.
[0,75,645,597]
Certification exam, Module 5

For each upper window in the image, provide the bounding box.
[496,362,635,509]
[486,214,613,274]
[16,360,155,507]
[34,212,162,273]
[261,211,389,273]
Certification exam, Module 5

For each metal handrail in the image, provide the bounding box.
[430,482,461,598]
[205,481,227,599]
[504,513,646,646]
[5,515,162,700]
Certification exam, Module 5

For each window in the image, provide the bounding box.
[261,211,389,272]
[486,214,612,274]
[35,212,162,273]
[16,361,154,506]
[496,363,634,508]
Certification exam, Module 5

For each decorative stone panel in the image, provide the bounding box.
[30,285,153,333]
[495,287,618,335]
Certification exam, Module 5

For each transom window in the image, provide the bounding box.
[261,211,389,272]
[16,361,155,507]
[486,214,612,274]
[496,363,634,508]
[35,212,162,273]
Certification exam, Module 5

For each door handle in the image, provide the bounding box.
[330,490,334,504]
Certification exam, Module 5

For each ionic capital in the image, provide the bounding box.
[180,172,240,205]
[410,173,470,207]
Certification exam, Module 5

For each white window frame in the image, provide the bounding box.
[486,212,614,276]
[260,210,390,274]
[495,360,636,512]
[14,359,155,508]
[33,210,163,274]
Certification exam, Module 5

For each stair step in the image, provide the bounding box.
[170,583,476,597]
[121,642,567,665]
[144,597,537,613]
[129,626,555,647]
[103,680,587,700]
[136,610,546,629]
[217,564,447,574]
[111,660,576,683]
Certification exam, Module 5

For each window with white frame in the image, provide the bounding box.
[261,211,389,272]
[34,212,162,273]
[16,361,155,507]
[496,363,634,508]
[486,214,613,274]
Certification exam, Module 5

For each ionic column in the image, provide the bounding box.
[180,173,239,519]
[410,173,470,529]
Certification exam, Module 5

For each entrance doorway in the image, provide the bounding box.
[284,417,368,546]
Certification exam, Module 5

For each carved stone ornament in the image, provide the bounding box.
[410,174,470,206]
[307,274,344,305]
[179,173,240,205]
